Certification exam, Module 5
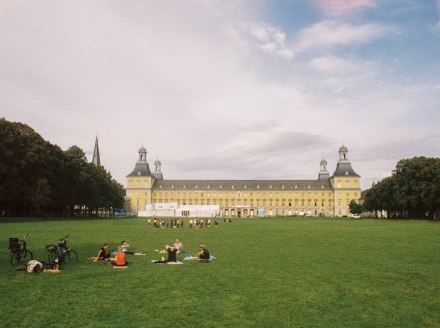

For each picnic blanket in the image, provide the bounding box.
[151,260,183,265]
[183,255,216,261]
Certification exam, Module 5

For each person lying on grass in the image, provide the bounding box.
[121,240,144,255]
[49,257,61,272]
[26,259,61,273]
[153,245,178,264]
[87,243,111,261]
[111,247,127,267]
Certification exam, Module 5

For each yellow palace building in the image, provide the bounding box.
[126,145,361,218]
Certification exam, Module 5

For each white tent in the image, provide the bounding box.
[138,203,219,218]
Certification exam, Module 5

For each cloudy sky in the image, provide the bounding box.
[1,0,440,189]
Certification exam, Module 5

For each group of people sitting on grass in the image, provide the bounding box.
[87,238,212,266]
[87,240,145,267]
[152,243,210,264]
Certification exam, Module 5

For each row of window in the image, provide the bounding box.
[336,180,359,188]
[128,180,359,189]
[129,192,358,199]
[150,199,335,207]
[134,198,352,208]
[152,192,335,198]
[156,184,329,190]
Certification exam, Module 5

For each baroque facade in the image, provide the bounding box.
[126,146,361,217]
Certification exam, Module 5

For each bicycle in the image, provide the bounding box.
[46,234,78,264]
[9,234,33,265]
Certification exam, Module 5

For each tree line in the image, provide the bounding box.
[0,118,125,217]
[355,157,440,219]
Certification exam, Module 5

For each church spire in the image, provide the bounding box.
[92,136,101,166]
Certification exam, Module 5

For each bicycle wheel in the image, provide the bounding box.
[47,251,56,264]
[22,250,33,262]
[10,253,16,265]
[64,249,78,263]
[10,250,32,265]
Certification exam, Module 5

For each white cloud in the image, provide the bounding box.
[313,0,377,16]
[239,22,293,59]
[293,20,395,55]
[306,55,378,91]
[308,55,358,73]
[234,19,394,61]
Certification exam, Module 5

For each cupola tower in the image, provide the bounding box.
[126,146,154,214]
[153,158,163,180]
[330,145,361,216]
[318,158,330,180]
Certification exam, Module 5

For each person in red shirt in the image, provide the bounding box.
[112,247,127,267]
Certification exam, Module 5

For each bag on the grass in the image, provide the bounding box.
[9,237,19,251]
[27,260,42,273]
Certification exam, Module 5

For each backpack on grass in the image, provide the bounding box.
[9,237,20,252]
[27,260,42,273]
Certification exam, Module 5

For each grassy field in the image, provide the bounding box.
[1,217,439,327]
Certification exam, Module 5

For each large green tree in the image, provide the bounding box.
[348,200,363,215]
[364,157,440,219]
[0,118,125,217]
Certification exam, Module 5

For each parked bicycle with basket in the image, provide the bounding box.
[9,234,33,265]
[46,234,78,264]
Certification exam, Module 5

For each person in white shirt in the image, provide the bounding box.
[173,238,184,254]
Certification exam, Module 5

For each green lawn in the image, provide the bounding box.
[1,218,439,327]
